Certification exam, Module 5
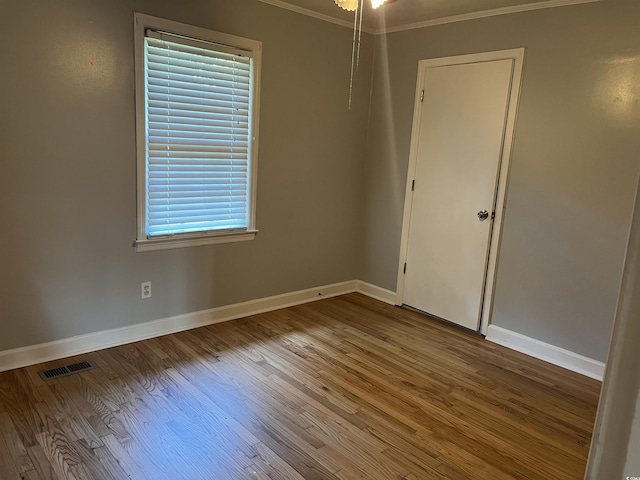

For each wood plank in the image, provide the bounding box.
[0,427,22,480]
[27,445,56,480]
[35,429,88,480]
[74,439,127,480]
[0,411,36,474]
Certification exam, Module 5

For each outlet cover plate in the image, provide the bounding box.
[141,281,151,299]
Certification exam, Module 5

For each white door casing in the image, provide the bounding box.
[396,49,525,334]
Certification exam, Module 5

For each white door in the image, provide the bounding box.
[402,58,515,331]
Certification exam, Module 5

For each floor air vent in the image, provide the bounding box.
[38,360,95,381]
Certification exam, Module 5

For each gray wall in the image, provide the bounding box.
[362,0,640,361]
[0,0,373,351]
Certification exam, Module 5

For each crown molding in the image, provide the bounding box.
[256,0,376,34]
[256,0,603,36]
[373,0,603,34]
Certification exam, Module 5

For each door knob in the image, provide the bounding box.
[477,210,489,221]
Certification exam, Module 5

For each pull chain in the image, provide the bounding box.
[348,0,363,109]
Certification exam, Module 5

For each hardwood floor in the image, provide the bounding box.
[0,293,601,480]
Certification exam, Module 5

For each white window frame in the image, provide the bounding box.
[133,13,261,252]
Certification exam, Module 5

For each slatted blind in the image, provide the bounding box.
[144,30,253,237]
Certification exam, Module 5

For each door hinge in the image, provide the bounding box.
[411,179,415,191]
[403,262,407,274]
[420,90,424,102]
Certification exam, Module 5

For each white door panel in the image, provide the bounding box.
[403,59,514,330]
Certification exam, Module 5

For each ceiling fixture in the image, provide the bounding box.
[334,0,390,107]
[334,0,358,10]
[333,0,388,11]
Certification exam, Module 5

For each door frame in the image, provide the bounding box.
[395,48,525,335]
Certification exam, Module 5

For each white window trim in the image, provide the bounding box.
[133,13,262,252]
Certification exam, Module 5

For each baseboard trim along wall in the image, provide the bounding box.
[486,324,605,380]
[354,280,398,305]
[0,281,603,380]
[0,280,397,373]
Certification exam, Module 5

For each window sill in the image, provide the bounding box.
[134,230,257,252]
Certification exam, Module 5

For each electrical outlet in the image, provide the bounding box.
[141,281,151,299]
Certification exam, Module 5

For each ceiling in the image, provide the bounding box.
[257,0,601,33]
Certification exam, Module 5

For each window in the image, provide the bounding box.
[134,14,261,251]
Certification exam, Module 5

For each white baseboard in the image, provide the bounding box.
[354,281,397,305]
[1,282,606,382]
[0,280,400,373]
[486,325,605,380]
[0,280,363,373]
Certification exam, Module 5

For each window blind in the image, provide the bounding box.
[144,31,253,237]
